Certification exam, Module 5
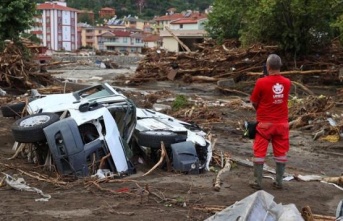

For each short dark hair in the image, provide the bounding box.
[267,54,282,70]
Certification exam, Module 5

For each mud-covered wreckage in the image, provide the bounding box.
[6,83,212,177]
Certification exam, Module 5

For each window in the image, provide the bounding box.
[180,24,183,29]
[123,37,128,43]
[135,38,141,43]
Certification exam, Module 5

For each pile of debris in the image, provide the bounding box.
[129,39,343,88]
[0,40,55,90]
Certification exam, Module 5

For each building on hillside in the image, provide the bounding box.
[30,16,44,43]
[108,20,126,29]
[124,17,148,31]
[99,7,116,19]
[143,34,162,49]
[77,27,82,49]
[160,30,206,52]
[154,13,184,32]
[78,24,113,49]
[33,1,79,51]
[143,22,154,33]
[169,13,207,30]
[107,16,151,33]
[157,11,208,52]
[97,30,144,53]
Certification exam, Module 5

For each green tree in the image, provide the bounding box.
[205,0,251,43]
[0,0,36,42]
[206,0,343,56]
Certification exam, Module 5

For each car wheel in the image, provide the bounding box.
[1,102,26,117]
[135,130,187,149]
[11,113,60,143]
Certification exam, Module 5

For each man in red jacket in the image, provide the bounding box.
[249,54,291,190]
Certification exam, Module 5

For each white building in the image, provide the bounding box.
[157,12,208,52]
[34,1,79,51]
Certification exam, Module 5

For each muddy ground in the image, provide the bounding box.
[0,69,342,220]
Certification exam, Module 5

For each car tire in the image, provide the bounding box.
[135,130,187,149]
[11,113,60,143]
[1,102,26,117]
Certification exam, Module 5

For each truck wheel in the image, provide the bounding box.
[135,131,187,149]
[11,113,60,143]
[1,102,26,117]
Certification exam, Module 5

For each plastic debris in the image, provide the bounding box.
[1,173,51,202]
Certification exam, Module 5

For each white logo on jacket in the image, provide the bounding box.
[273,83,284,94]
[272,83,284,103]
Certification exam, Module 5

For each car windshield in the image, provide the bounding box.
[73,84,115,100]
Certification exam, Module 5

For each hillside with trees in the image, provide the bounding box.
[33,0,213,19]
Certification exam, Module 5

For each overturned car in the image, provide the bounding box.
[6,83,212,177]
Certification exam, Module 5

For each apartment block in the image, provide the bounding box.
[34,1,79,51]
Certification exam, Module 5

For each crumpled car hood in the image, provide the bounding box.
[27,93,77,114]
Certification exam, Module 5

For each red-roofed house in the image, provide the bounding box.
[143,34,162,49]
[97,30,144,53]
[79,25,113,49]
[154,13,185,32]
[32,1,79,51]
[99,7,116,19]
[169,12,207,30]
[158,11,208,52]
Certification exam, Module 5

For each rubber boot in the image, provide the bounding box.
[273,163,285,189]
[249,163,264,190]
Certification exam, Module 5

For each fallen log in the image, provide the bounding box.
[213,156,232,191]
[165,27,191,52]
[322,176,343,185]
[246,70,333,76]
[291,81,314,95]
[214,66,260,78]
[190,76,219,83]
[302,206,336,221]
[177,68,215,75]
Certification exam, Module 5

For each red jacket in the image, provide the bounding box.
[250,74,291,123]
